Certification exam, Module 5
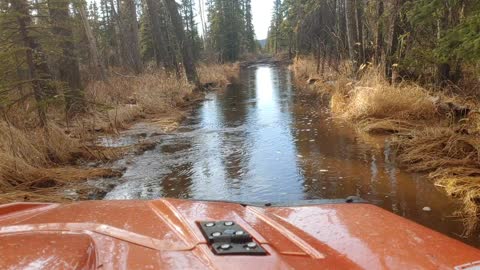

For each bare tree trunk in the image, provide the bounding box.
[374,0,384,66]
[355,0,365,64]
[334,0,341,62]
[198,0,207,45]
[77,1,107,81]
[145,0,174,69]
[316,41,321,74]
[163,0,199,86]
[109,0,125,67]
[121,0,143,74]
[385,0,404,79]
[345,0,359,74]
[48,0,85,116]
[435,16,451,87]
[288,36,293,59]
[321,45,327,74]
[12,0,54,126]
[160,10,181,74]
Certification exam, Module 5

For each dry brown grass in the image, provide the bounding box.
[291,58,330,97]
[291,57,319,81]
[0,122,84,167]
[357,118,420,134]
[334,83,437,122]
[392,128,480,173]
[391,127,480,233]
[292,58,441,125]
[435,172,480,234]
[83,70,195,133]
[198,63,239,88]
[290,57,350,96]
[0,122,125,202]
[292,58,439,135]
[0,166,121,204]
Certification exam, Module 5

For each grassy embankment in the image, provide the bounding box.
[291,57,480,233]
[0,63,239,204]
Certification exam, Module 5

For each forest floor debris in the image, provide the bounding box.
[0,63,239,203]
[291,57,480,234]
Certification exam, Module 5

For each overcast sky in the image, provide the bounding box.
[196,0,273,40]
[250,0,273,40]
[88,0,273,40]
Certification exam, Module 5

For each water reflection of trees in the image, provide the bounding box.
[217,70,251,187]
[292,100,463,238]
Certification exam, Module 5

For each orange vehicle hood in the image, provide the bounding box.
[0,198,479,269]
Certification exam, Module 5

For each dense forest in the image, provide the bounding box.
[266,0,480,89]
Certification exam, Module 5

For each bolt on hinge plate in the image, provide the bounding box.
[198,221,267,256]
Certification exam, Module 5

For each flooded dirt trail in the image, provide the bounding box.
[104,64,478,247]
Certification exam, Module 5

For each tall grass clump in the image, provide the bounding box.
[335,78,437,122]
[83,70,195,132]
[292,58,439,124]
[198,62,239,88]
[392,125,480,234]
[290,57,319,82]
[0,122,122,202]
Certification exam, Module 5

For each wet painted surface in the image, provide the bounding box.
[103,65,479,247]
[3,199,479,269]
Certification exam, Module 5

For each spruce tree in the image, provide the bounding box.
[181,0,202,60]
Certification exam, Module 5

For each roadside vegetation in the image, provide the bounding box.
[268,1,480,234]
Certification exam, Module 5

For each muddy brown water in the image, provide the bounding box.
[101,64,479,247]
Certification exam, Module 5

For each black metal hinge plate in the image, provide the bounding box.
[198,221,267,256]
